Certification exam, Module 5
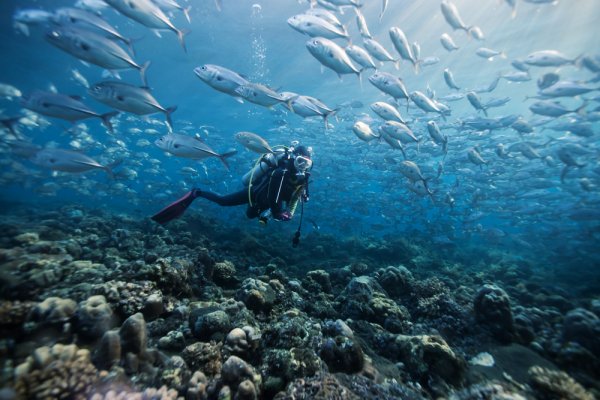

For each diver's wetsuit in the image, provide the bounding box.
[195,159,308,219]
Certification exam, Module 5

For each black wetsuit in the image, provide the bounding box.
[195,157,308,219]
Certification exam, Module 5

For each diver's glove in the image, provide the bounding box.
[273,211,292,221]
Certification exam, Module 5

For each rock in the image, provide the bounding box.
[306,270,332,293]
[529,366,594,400]
[384,334,466,387]
[94,329,121,370]
[14,232,39,245]
[235,278,276,314]
[119,313,147,355]
[14,344,98,400]
[191,309,231,341]
[225,328,249,355]
[236,379,258,400]
[76,295,115,340]
[322,319,354,339]
[28,297,77,324]
[474,284,515,343]
[181,341,222,376]
[319,336,364,373]
[213,260,237,286]
[562,308,600,357]
[221,355,261,389]
[375,266,414,297]
[143,293,164,320]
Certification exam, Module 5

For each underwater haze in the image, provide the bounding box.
[1,0,600,399]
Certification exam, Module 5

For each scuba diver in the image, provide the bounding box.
[151,142,312,230]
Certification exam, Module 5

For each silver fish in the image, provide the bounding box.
[151,0,191,23]
[21,90,118,132]
[467,147,487,167]
[0,83,22,99]
[88,81,176,128]
[193,64,249,99]
[444,68,460,90]
[524,50,579,67]
[441,0,471,33]
[45,26,150,86]
[476,47,506,60]
[103,0,187,52]
[352,121,379,141]
[345,45,377,70]
[368,72,409,104]
[440,33,459,52]
[399,160,426,183]
[235,83,286,108]
[502,71,531,82]
[539,81,599,98]
[409,91,445,118]
[427,121,448,154]
[389,27,418,72]
[354,8,372,39]
[288,95,337,128]
[306,37,360,78]
[466,92,489,116]
[52,7,133,52]
[30,148,117,177]
[287,14,349,40]
[370,102,405,123]
[381,121,419,146]
[235,131,273,153]
[155,133,236,169]
[529,100,586,117]
[363,38,396,63]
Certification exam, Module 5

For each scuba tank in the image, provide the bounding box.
[241,146,289,186]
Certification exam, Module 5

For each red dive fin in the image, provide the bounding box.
[151,190,198,224]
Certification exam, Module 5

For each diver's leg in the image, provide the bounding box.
[197,188,249,206]
[151,189,201,224]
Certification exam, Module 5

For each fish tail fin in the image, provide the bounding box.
[139,61,151,87]
[413,59,420,74]
[165,106,177,131]
[103,158,123,179]
[177,29,190,53]
[394,59,401,70]
[1,117,22,138]
[215,0,222,11]
[100,111,119,133]
[324,109,338,130]
[358,69,363,89]
[500,51,508,59]
[183,6,192,23]
[218,150,238,170]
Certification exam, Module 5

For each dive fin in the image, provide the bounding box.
[151,190,199,224]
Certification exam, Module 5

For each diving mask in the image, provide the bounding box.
[294,155,312,172]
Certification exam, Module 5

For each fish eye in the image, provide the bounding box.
[117,95,124,101]
[49,158,56,163]
[201,66,207,70]
[174,144,180,148]
[81,43,90,51]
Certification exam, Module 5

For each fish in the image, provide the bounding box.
[287,14,349,40]
[381,121,420,147]
[379,0,389,21]
[389,27,418,72]
[420,56,440,67]
[305,8,344,30]
[345,45,377,70]
[52,7,134,53]
[537,73,560,90]
[30,148,119,177]
[407,179,434,199]
[12,9,54,36]
[440,33,459,52]
[427,121,448,154]
[444,68,460,90]
[399,160,427,185]
[484,97,511,108]
[234,83,286,108]
[501,71,531,82]
[511,118,534,134]
[306,37,360,78]
[466,92,489,116]
[557,147,586,182]
[0,83,22,99]
[511,59,530,72]
[193,64,249,100]
[379,130,407,159]
[476,47,506,60]
[103,0,188,52]
[529,100,587,117]
[409,91,446,119]
[538,81,599,98]
[354,8,372,39]
[469,26,485,41]
[370,102,405,123]
[352,121,379,141]
[441,0,471,33]
[524,50,580,67]
[151,0,192,23]
[87,81,176,129]
[45,26,150,86]
[287,95,337,128]
[21,90,118,132]
[368,72,409,105]
[363,38,396,64]
[155,133,237,169]
[234,131,273,153]
[468,147,487,167]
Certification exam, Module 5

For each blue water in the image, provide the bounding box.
[1,0,600,272]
